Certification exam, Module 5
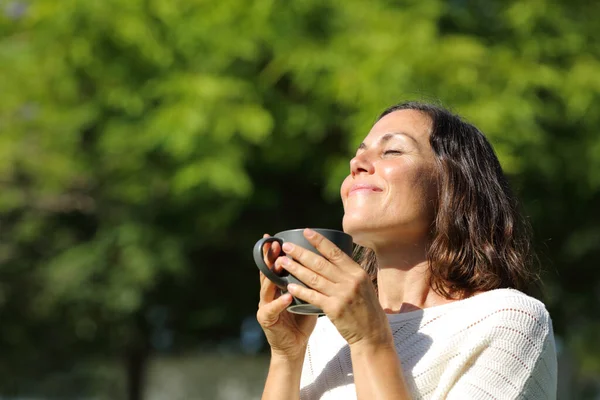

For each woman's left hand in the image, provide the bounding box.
[274,228,392,347]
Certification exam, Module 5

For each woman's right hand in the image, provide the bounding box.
[257,234,318,360]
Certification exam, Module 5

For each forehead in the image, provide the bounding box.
[364,109,432,145]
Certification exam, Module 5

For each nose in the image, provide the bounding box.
[350,152,374,177]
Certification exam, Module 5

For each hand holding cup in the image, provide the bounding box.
[256,233,318,360]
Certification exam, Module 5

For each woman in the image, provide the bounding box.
[257,102,557,399]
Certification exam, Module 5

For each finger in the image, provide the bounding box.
[262,233,272,263]
[257,293,293,327]
[287,283,327,310]
[259,276,280,306]
[261,234,282,267]
[276,256,335,295]
[272,260,284,275]
[259,271,267,286]
[303,228,353,268]
[280,241,342,283]
[268,241,281,264]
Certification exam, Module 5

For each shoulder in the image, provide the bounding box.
[452,288,555,355]
[411,288,555,348]
[415,288,553,333]
[468,288,553,333]
[440,290,558,398]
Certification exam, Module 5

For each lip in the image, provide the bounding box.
[348,183,383,196]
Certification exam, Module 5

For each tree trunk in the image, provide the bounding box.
[126,345,148,400]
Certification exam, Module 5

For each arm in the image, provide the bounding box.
[262,352,305,400]
[351,339,412,400]
[256,234,318,400]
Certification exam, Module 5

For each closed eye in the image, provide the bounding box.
[383,150,403,155]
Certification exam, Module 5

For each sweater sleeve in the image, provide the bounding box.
[445,300,558,400]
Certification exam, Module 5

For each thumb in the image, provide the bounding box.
[258,293,293,327]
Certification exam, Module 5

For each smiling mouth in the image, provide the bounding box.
[348,186,383,196]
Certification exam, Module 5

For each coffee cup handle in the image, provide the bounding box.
[253,236,289,289]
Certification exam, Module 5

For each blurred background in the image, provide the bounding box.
[0,0,599,398]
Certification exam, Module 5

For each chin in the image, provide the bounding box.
[343,214,429,248]
[342,215,380,247]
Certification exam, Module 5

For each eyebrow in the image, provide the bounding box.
[357,132,419,150]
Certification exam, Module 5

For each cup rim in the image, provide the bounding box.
[274,228,350,236]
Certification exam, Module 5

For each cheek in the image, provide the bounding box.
[381,162,416,188]
[340,175,353,201]
[383,162,436,204]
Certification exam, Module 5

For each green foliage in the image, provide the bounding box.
[0,0,599,395]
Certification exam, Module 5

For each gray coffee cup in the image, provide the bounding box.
[253,229,354,315]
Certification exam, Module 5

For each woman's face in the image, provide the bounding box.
[341,109,438,248]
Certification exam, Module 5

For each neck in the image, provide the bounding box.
[373,240,453,313]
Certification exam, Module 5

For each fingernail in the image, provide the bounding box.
[279,256,290,266]
[281,293,292,302]
[287,284,299,292]
[282,243,294,252]
[304,228,315,237]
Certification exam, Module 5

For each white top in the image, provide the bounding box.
[299,288,557,399]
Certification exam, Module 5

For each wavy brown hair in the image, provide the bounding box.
[355,101,540,298]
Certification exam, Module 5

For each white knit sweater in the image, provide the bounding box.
[299,288,557,399]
